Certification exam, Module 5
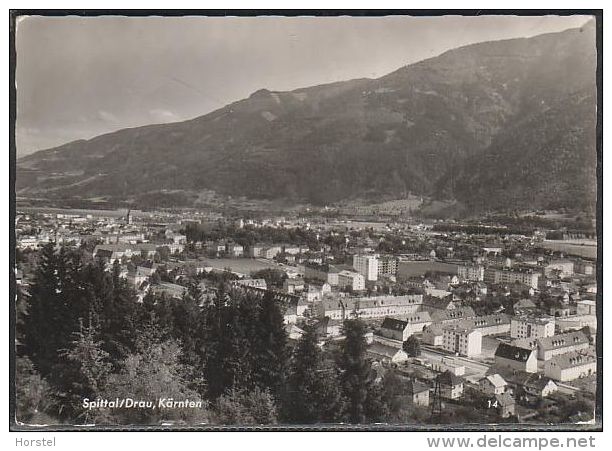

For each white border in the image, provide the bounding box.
[3,1,609,449]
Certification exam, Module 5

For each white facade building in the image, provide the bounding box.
[510,316,555,339]
[337,270,366,291]
[353,254,379,282]
[442,326,482,357]
[544,352,596,382]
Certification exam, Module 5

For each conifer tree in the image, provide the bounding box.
[403,335,421,357]
[283,323,344,423]
[56,318,113,421]
[252,291,288,398]
[22,244,77,376]
[338,318,387,423]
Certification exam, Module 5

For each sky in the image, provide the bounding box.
[15,14,592,157]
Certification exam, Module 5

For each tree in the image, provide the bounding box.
[214,387,278,425]
[204,289,253,399]
[338,319,387,423]
[22,244,80,377]
[56,319,113,421]
[85,260,140,362]
[403,335,421,357]
[251,268,287,289]
[99,339,209,425]
[15,356,57,424]
[283,323,344,423]
[252,291,288,397]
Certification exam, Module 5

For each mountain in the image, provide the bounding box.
[17,21,597,213]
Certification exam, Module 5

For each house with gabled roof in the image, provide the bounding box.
[438,370,463,400]
[494,343,537,373]
[430,306,476,323]
[510,373,558,403]
[479,374,508,396]
[493,392,516,418]
[536,331,590,361]
[406,379,430,406]
[422,324,444,346]
[367,342,409,363]
[544,351,596,382]
[379,317,410,341]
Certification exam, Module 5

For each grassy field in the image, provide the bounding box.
[539,240,597,259]
[202,258,293,276]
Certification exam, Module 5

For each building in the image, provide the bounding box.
[431,357,465,376]
[544,351,596,382]
[513,298,538,315]
[286,324,305,341]
[438,370,464,400]
[318,294,423,321]
[494,343,537,373]
[249,243,267,258]
[296,298,309,317]
[284,298,299,325]
[577,300,596,316]
[403,312,433,337]
[337,270,366,291]
[429,307,476,324]
[556,315,597,334]
[226,243,244,257]
[282,244,303,255]
[536,331,590,361]
[425,287,451,299]
[512,374,558,402]
[442,326,482,357]
[379,317,410,342]
[575,260,595,276]
[283,278,305,294]
[117,233,145,244]
[510,315,555,339]
[478,374,507,396]
[406,380,430,406]
[378,255,398,277]
[232,278,268,290]
[397,260,458,280]
[422,324,444,346]
[206,241,227,255]
[93,243,158,264]
[544,259,574,278]
[263,246,282,260]
[457,264,484,282]
[484,267,540,289]
[304,283,332,302]
[455,314,511,336]
[151,282,187,300]
[367,342,409,363]
[422,296,457,312]
[493,392,516,418]
[304,263,340,286]
[352,254,379,281]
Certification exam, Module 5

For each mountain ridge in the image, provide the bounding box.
[17,21,597,214]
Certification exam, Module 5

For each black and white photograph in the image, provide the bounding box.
[10,10,602,432]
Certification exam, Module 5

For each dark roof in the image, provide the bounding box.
[95,249,114,258]
[381,317,408,332]
[430,306,475,322]
[518,374,557,391]
[537,331,589,351]
[495,343,534,362]
[407,379,430,395]
[438,370,462,386]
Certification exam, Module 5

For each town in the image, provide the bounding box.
[14,205,598,425]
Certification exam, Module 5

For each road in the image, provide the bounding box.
[420,345,491,382]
